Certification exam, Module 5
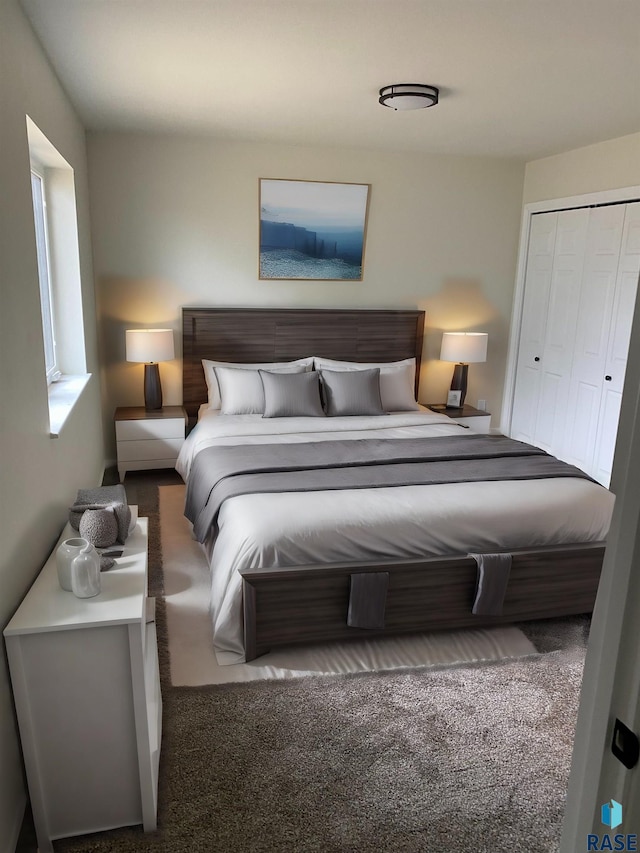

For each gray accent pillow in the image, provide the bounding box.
[260,370,325,418]
[320,368,386,416]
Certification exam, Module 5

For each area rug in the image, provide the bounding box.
[50,480,588,853]
[158,484,539,685]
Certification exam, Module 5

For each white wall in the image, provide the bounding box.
[88,132,524,458]
[0,1,104,847]
[523,131,640,203]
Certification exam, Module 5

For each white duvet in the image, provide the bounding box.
[176,409,615,664]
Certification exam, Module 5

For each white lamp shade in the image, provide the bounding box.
[440,332,488,364]
[126,329,175,363]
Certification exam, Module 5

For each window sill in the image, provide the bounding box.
[48,374,91,438]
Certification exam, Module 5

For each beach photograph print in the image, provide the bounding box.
[259,179,370,280]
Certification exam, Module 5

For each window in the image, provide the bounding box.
[27,116,90,436]
[30,167,60,383]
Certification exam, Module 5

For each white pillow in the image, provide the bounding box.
[312,357,419,411]
[202,357,313,409]
[216,365,309,415]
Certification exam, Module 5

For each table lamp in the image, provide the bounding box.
[440,332,488,407]
[125,329,175,410]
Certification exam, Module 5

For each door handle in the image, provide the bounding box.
[605,375,612,381]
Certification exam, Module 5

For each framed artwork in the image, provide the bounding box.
[259,179,370,281]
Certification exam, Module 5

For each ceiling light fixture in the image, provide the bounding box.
[378,83,439,111]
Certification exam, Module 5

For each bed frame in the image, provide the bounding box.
[183,306,605,661]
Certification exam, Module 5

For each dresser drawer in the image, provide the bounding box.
[117,438,184,462]
[116,418,184,442]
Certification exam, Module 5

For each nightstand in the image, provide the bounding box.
[115,406,187,480]
[425,403,492,434]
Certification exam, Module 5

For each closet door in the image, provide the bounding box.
[529,208,589,456]
[592,202,640,486]
[562,205,626,475]
[510,212,557,444]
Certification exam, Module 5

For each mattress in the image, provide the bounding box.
[177,409,615,664]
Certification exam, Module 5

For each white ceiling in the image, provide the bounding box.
[19,0,640,161]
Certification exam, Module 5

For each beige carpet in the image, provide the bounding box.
[56,645,585,853]
[160,485,538,685]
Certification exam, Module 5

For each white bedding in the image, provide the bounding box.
[176,409,615,664]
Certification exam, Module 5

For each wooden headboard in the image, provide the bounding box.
[182,307,425,420]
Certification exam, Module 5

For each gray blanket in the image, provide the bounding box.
[184,434,595,543]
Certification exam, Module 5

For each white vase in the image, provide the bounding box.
[71,542,101,599]
[56,537,88,591]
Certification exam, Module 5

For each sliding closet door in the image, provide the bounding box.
[510,212,557,444]
[562,205,626,474]
[592,201,640,485]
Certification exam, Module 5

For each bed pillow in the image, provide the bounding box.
[313,357,419,411]
[260,370,325,418]
[320,368,386,417]
[202,357,314,409]
[216,365,309,415]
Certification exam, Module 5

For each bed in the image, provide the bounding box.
[178,307,614,663]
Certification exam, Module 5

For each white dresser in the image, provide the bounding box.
[4,516,161,853]
[115,405,186,480]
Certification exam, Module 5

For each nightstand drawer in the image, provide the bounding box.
[117,438,184,462]
[116,418,185,442]
[459,416,491,434]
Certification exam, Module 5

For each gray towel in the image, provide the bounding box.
[69,485,131,545]
[469,553,512,616]
[347,572,389,629]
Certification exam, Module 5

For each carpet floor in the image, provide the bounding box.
[47,476,588,853]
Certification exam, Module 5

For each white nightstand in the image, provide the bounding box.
[425,403,492,434]
[115,405,186,480]
[4,517,161,853]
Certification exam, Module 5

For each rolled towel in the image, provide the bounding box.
[469,552,512,616]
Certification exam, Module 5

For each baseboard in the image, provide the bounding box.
[7,791,27,853]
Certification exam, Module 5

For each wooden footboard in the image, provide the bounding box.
[240,543,605,661]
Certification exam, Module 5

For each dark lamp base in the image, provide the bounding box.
[450,363,468,407]
[144,363,163,410]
